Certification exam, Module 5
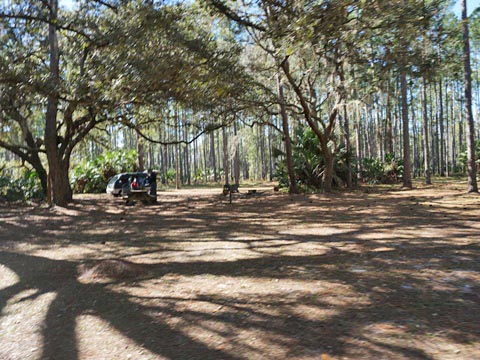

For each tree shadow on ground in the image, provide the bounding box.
[0,189,479,359]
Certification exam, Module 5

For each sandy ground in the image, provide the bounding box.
[0,181,479,359]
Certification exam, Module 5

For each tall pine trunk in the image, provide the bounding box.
[439,78,445,176]
[233,120,240,186]
[462,0,478,192]
[422,77,432,184]
[222,126,229,185]
[400,71,412,188]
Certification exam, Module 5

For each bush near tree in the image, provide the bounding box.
[274,126,354,191]
[361,154,404,185]
[70,150,138,194]
[0,167,44,202]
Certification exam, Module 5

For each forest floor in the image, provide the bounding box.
[0,180,479,360]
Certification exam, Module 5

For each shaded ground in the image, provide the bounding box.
[0,181,479,359]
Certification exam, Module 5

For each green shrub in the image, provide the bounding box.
[0,169,44,201]
[165,168,176,184]
[273,126,355,190]
[71,149,138,193]
[361,154,403,184]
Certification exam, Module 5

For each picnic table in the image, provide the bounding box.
[123,189,157,205]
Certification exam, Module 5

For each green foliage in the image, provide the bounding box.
[71,149,138,193]
[165,169,176,184]
[192,168,204,183]
[0,168,44,202]
[274,126,354,190]
[361,154,404,184]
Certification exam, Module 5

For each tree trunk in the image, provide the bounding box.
[462,0,478,192]
[137,131,145,171]
[175,112,181,189]
[45,0,72,205]
[233,120,240,186]
[323,151,335,193]
[386,90,394,155]
[260,126,267,180]
[422,77,432,184]
[184,133,191,186]
[222,126,229,185]
[277,75,299,194]
[412,106,418,177]
[451,83,457,171]
[202,138,208,183]
[336,61,352,188]
[355,103,363,179]
[445,81,450,177]
[343,103,352,188]
[268,124,274,181]
[210,132,217,182]
[400,72,412,188]
[439,77,445,176]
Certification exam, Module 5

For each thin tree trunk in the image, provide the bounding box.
[445,82,450,177]
[412,104,418,177]
[343,103,352,188]
[260,126,267,180]
[355,103,363,179]
[210,132,217,182]
[439,77,445,176]
[137,129,145,171]
[175,111,181,189]
[202,137,208,183]
[222,126,229,185]
[422,77,432,184]
[400,72,412,188]
[451,83,457,171]
[386,90,394,155]
[268,123,274,181]
[184,123,191,185]
[462,0,478,192]
[233,120,240,186]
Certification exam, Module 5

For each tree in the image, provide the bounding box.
[277,74,299,194]
[1,1,247,204]
[462,0,478,192]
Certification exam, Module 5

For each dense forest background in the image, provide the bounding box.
[1,0,479,204]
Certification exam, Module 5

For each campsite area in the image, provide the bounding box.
[1,181,479,360]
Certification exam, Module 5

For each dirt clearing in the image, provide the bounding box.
[0,182,479,359]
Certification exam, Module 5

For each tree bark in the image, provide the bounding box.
[222,126,229,185]
[137,129,145,171]
[439,77,445,176]
[45,0,72,205]
[400,71,412,188]
[277,75,299,194]
[462,0,478,192]
[386,90,394,155]
[422,77,432,184]
[323,151,335,193]
[233,120,240,186]
[210,132,217,182]
[355,103,363,179]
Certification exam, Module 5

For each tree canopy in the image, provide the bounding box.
[0,0,479,203]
